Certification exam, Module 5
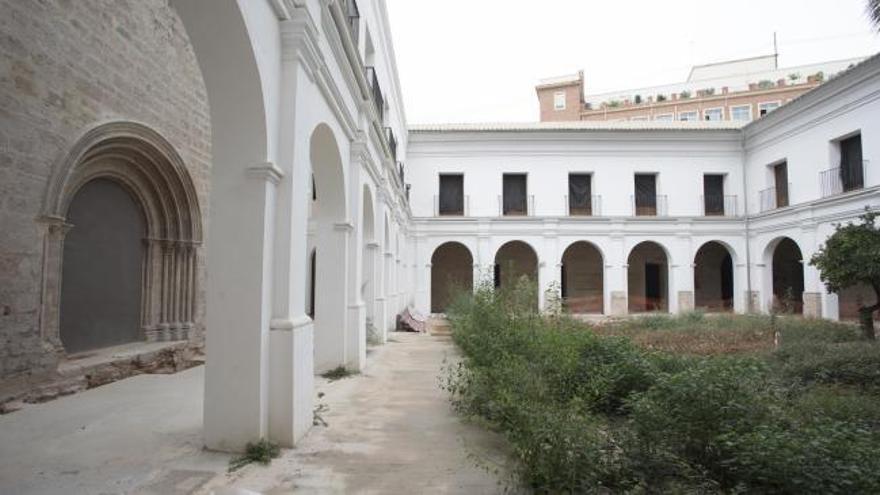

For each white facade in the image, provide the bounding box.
[16,0,876,455]
[408,55,880,321]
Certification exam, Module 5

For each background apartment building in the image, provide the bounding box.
[537,54,865,123]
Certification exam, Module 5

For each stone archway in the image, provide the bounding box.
[430,242,474,314]
[627,241,669,313]
[560,241,604,314]
[769,237,804,314]
[40,122,203,355]
[694,241,735,313]
[309,124,348,373]
[494,241,539,307]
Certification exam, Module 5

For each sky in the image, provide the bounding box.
[385,0,880,125]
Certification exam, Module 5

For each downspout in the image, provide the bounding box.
[740,129,754,312]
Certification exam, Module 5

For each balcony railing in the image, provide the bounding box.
[340,0,360,45]
[498,195,535,216]
[385,127,397,162]
[820,161,866,197]
[631,194,668,216]
[365,66,384,122]
[759,184,791,212]
[397,161,405,184]
[434,195,469,216]
[564,195,602,216]
[701,195,738,217]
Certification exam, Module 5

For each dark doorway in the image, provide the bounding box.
[694,241,735,312]
[645,263,661,303]
[771,238,804,314]
[60,179,145,353]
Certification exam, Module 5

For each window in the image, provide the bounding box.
[438,174,464,215]
[568,174,592,215]
[759,101,781,116]
[554,92,566,110]
[654,113,674,122]
[634,174,657,216]
[678,111,698,122]
[630,116,649,121]
[503,174,528,216]
[773,162,789,208]
[704,108,723,121]
[731,105,752,122]
[703,174,725,215]
[839,134,864,192]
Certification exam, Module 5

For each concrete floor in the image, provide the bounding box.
[0,365,230,495]
[0,332,511,494]
[209,332,511,494]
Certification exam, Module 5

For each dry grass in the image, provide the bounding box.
[593,313,783,356]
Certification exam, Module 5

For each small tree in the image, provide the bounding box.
[810,211,880,339]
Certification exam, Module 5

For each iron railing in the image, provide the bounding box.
[341,0,360,45]
[385,127,397,162]
[631,194,668,216]
[759,183,791,212]
[701,195,738,217]
[365,66,384,122]
[498,195,534,216]
[820,160,866,197]
[564,195,602,216]
[434,195,469,216]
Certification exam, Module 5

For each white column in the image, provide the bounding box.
[204,163,278,452]
[346,169,366,371]
[265,42,315,447]
[314,223,350,373]
[607,233,627,315]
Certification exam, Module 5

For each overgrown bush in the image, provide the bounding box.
[445,280,880,493]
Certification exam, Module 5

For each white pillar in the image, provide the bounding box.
[313,223,349,373]
[607,233,627,315]
[346,170,366,371]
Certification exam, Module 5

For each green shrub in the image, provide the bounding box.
[775,341,880,388]
[720,419,880,493]
[445,285,880,493]
[629,357,780,483]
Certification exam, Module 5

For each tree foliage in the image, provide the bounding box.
[810,211,880,339]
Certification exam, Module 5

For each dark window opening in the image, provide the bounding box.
[773,162,789,208]
[568,174,592,215]
[634,174,657,216]
[840,134,864,192]
[503,174,527,216]
[438,174,464,215]
[308,250,316,318]
[703,174,725,215]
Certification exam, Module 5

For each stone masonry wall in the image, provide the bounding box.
[0,0,211,379]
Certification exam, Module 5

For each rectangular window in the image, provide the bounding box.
[438,174,464,215]
[759,101,781,116]
[678,111,698,122]
[503,174,528,216]
[704,108,723,121]
[654,113,674,122]
[554,92,566,110]
[634,174,657,216]
[731,105,752,121]
[839,134,864,192]
[773,162,789,207]
[630,116,649,121]
[568,174,592,216]
[703,174,725,215]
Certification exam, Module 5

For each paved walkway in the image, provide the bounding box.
[0,332,511,494]
[210,332,510,494]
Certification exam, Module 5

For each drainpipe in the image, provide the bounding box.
[741,130,754,312]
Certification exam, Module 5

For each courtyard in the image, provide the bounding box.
[0,332,510,494]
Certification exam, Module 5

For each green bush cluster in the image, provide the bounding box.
[444,279,880,493]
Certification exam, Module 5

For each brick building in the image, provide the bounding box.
[538,54,865,122]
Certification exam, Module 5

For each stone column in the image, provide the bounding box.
[607,233,627,316]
